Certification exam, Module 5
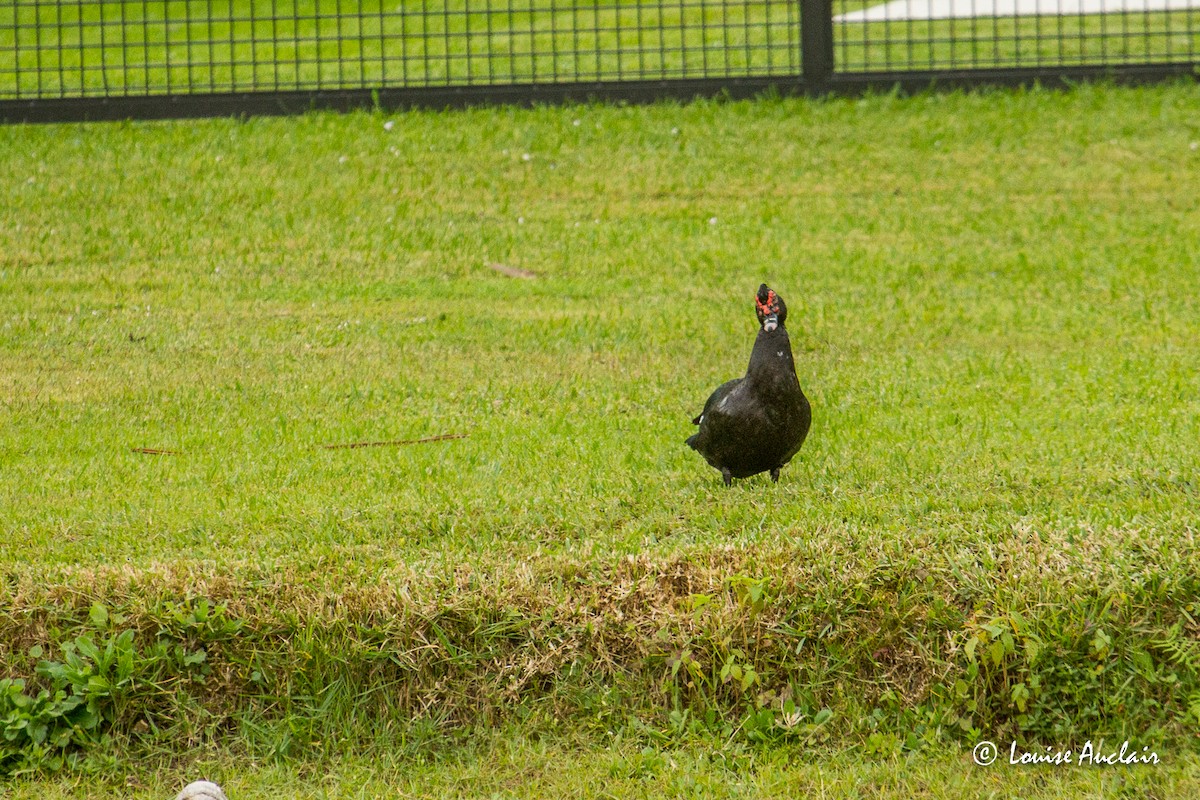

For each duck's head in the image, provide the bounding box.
[755,284,787,332]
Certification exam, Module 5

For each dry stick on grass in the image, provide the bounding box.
[130,436,467,455]
[320,433,469,450]
[487,262,539,279]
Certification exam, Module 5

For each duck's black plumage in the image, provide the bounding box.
[686,284,811,486]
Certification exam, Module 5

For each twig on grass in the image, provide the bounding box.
[487,262,539,279]
[132,447,182,455]
[320,433,469,450]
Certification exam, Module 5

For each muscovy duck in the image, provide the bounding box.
[686,284,812,486]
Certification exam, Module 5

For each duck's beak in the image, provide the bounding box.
[762,313,778,332]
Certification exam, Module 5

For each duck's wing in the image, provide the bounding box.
[692,378,742,425]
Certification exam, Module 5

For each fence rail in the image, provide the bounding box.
[1,0,1197,122]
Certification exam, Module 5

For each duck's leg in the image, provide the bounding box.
[721,468,733,487]
[770,467,781,483]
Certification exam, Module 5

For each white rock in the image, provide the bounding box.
[176,780,228,800]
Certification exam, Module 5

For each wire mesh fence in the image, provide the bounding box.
[0,0,800,100]
[0,0,1197,116]
[835,0,1200,72]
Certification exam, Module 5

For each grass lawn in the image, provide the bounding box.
[7,739,1200,799]
[2,82,1200,791]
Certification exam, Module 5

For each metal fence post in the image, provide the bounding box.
[800,0,834,92]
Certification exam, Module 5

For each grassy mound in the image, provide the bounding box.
[3,528,1198,771]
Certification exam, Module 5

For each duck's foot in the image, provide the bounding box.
[721,468,733,487]
[770,468,781,483]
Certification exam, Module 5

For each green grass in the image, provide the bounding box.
[7,738,1200,799]
[4,85,1199,571]
[2,83,1200,785]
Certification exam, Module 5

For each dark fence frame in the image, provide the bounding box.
[2,0,1197,124]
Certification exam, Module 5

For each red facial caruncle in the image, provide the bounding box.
[756,289,779,317]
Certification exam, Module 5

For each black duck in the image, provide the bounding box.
[686,284,812,486]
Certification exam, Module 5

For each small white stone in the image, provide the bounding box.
[522,153,532,161]
[573,119,581,126]
[176,781,228,800]
[708,217,718,225]
[383,120,395,131]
